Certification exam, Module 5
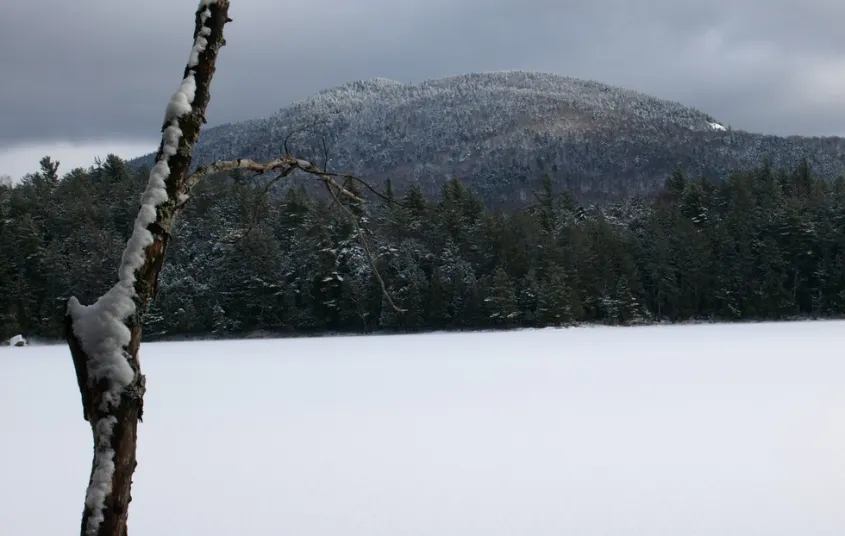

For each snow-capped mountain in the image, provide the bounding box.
[130,71,845,204]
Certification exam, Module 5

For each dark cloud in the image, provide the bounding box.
[1,0,844,151]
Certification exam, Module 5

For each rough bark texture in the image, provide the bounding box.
[64,2,231,535]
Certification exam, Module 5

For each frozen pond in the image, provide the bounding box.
[2,321,844,535]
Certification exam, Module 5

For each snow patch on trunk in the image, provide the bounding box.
[84,416,118,536]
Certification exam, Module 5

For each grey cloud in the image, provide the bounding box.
[1,0,844,150]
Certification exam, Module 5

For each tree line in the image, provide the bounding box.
[2,154,844,342]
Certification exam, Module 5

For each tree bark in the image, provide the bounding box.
[65,2,231,535]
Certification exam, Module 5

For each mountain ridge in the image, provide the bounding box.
[129,70,845,204]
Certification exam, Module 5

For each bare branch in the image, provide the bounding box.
[186,156,363,201]
[221,167,298,243]
[187,157,288,191]
[323,180,406,313]
[346,175,414,207]
[190,153,406,313]
[190,113,413,213]
[198,156,361,245]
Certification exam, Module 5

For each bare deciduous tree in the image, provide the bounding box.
[65,3,233,534]
[65,2,403,535]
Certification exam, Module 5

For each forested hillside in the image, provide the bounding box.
[130,71,845,205]
[2,154,844,342]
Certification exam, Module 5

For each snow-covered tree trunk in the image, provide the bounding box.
[64,2,231,535]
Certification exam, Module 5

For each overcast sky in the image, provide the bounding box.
[2,0,844,179]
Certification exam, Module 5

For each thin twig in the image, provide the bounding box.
[347,176,411,207]
[323,179,406,313]
[321,136,330,172]
[283,117,328,156]
[224,167,296,243]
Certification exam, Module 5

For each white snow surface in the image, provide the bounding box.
[2,321,844,536]
[709,121,727,131]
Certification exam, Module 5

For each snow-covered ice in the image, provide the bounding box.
[1,321,844,535]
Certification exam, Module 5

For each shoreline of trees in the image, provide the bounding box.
[2,155,844,342]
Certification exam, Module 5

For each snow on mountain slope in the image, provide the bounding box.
[130,71,845,204]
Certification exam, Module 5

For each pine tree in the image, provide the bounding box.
[517,268,540,325]
[536,263,576,326]
[483,264,519,326]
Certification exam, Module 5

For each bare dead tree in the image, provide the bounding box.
[65,3,404,535]
[65,3,234,535]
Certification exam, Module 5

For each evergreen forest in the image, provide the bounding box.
[2,155,844,342]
